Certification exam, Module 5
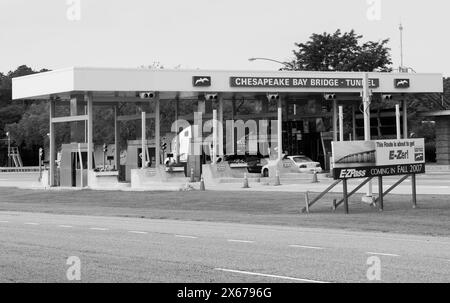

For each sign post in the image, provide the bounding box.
[343,179,349,214]
[378,176,384,211]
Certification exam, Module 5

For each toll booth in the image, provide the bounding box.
[59,143,95,187]
[124,140,156,182]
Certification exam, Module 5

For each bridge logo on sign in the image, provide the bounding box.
[395,79,410,88]
[193,76,211,87]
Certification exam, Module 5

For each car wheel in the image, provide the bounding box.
[263,169,269,178]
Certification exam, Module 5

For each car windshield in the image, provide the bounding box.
[292,156,313,163]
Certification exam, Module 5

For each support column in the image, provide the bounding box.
[49,99,56,187]
[231,98,236,155]
[332,99,338,142]
[403,99,408,139]
[69,94,85,143]
[141,111,146,169]
[277,98,283,160]
[352,104,356,141]
[339,105,344,141]
[212,109,217,163]
[155,97,160,167]
[114,106,120,171]
[396,104,401,140]
[218,96,224,158]
[86,92,94,184]
[175,98,180,162]
[197,99,206,114]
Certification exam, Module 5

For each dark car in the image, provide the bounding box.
[224,155,264,174]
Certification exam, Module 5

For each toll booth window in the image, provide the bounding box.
[76,152,88,169]
[292,156,313,163]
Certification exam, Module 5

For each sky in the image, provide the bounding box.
[1,0,449,75]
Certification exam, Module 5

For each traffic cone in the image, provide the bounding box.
[312,171,319,183]
[274,170,281,186]
[243,173,250,189]
[199,175,206,191]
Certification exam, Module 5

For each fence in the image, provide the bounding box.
[0,166,41,173]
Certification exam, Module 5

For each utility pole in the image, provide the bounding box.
[362,73,374,204]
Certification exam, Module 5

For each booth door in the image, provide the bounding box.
[71,151,91,187]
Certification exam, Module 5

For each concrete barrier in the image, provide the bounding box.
[88,170,126,189]
[202,162,233,184]
[130,166,187,189]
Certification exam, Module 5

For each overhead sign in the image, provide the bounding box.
[332,139,425,179]
[193,76,211,87]
[395,78,410,88]
[230,77,380,88]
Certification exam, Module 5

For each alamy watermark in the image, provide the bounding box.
[171,112,282,158]
[66,0,81,21]
[366,0,381,21]
[366,256,381,281]
[66,256,81,281]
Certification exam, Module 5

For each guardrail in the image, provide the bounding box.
[0,167,42,173]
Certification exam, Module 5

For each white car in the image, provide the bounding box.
[261,155,322,177]
[288,155,323,173]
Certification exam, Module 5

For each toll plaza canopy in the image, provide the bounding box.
[13,67,443,99]
[11,67,444,188]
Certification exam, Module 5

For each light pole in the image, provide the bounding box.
[6,132,10,168]
[248,57,294,70]
[399,23,404,71]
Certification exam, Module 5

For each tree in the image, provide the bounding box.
[0,65,52,165]
[290,29,392,72]
[5,102,70,149]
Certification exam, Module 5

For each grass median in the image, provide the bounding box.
[0,187,448,237]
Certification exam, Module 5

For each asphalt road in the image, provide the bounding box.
[0,211,449,283]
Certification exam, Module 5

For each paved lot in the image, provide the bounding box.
[0,211,449,283]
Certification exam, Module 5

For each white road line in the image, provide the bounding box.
[366,252,400,257]
[89,227,109,231]
[58,225,73,228]
[128,231,148,234]
[214,268,329,284]
[227,239,255,244]
[24,222,39,225]
[175,235,198,239]
[289,245,324,250]
[0,220,9,223]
